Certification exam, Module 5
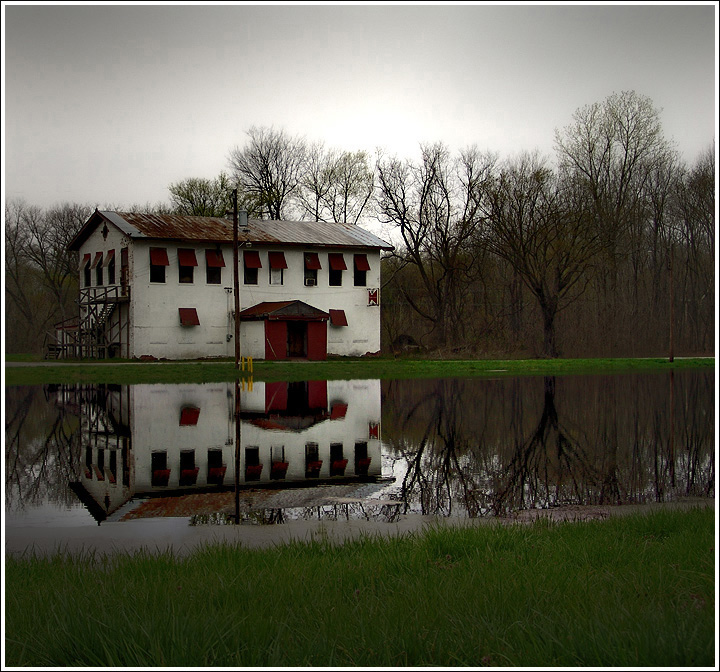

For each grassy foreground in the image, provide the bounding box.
[4,355,713,385]
[4,507,715,667]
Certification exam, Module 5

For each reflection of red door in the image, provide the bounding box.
[308,380,327,409]
[265,321,286,360]
[307,321,327,360]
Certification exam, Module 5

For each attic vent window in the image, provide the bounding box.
[179,307,200,326]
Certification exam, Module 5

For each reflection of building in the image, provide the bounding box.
[70,380,385,523]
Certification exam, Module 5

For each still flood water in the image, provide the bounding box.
[5,372,714,553]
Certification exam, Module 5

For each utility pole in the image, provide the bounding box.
[232,188,241,522]
[232,189,241,369]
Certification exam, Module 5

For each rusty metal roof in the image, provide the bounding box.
[69,210,393,251]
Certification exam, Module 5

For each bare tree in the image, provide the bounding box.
[481,152,603,357]
[5,200,90,353]
[298,146,374,224]
[672,145,715,351]
[228,126,307,220]
[376,143,497,348]
[554,90,674,352]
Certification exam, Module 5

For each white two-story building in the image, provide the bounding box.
[65,210,393,360]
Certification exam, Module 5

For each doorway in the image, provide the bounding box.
[287,321,307,357]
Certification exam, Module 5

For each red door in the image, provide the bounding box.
[265,321,287,360]
[307,321,327,360]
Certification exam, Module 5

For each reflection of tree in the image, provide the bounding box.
[383,379,487,517]
[5,385,82,510]
[489,377,603,515]
[381,372,714,517]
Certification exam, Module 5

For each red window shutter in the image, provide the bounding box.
[179,308,200,326]
[82,253,91,267]
[330,403,348,419]
[244,250,262,268]
[328,253,347,270]
[304,252,321,270]
[150,248,170,266]
[91,252,103,268]
[205,249,225,268]
[268,251,288,269]
[105,249,115,266]
[354,253,371,271]
[329,309,348,326]
[177,249,198,266]
[179,406,200,426]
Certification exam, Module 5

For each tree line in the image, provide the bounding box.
[5,90,714,357]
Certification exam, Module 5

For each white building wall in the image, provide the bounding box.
[130,241,234,360]
[126,241,382,360]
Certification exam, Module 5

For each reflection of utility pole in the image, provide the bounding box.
[232,189,241,369]
[234,378,241,524]
[668,243,674,363]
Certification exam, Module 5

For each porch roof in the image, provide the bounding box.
[237,300,329,322]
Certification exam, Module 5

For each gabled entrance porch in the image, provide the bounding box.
[237,300,330,361]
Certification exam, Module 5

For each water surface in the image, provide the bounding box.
[5,372,714,553]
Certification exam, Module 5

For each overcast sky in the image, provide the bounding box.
[2,2,717,213]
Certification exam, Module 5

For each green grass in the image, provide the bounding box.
[4,355,714,385]
[4,507,715,667]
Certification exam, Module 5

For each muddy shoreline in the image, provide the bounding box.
[5,498,713,559]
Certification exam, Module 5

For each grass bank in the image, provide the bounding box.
[4,507,714,667]
[4,355,714,385]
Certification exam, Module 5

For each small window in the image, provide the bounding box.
[106,250,116,284]
[244,250,261,285]
[92,252,103,286]
[305,442,322,478]
[179,450,198,486]
[270,267,284,285]
[178,249,198,284]
[205,249,225,284]
[354,254,370,286]
[328,253,346,287]
[304,252,321,286]
[83,254,91,287]
[245,446,262,481]
[150,247,169,283]
[269,251,287,286]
